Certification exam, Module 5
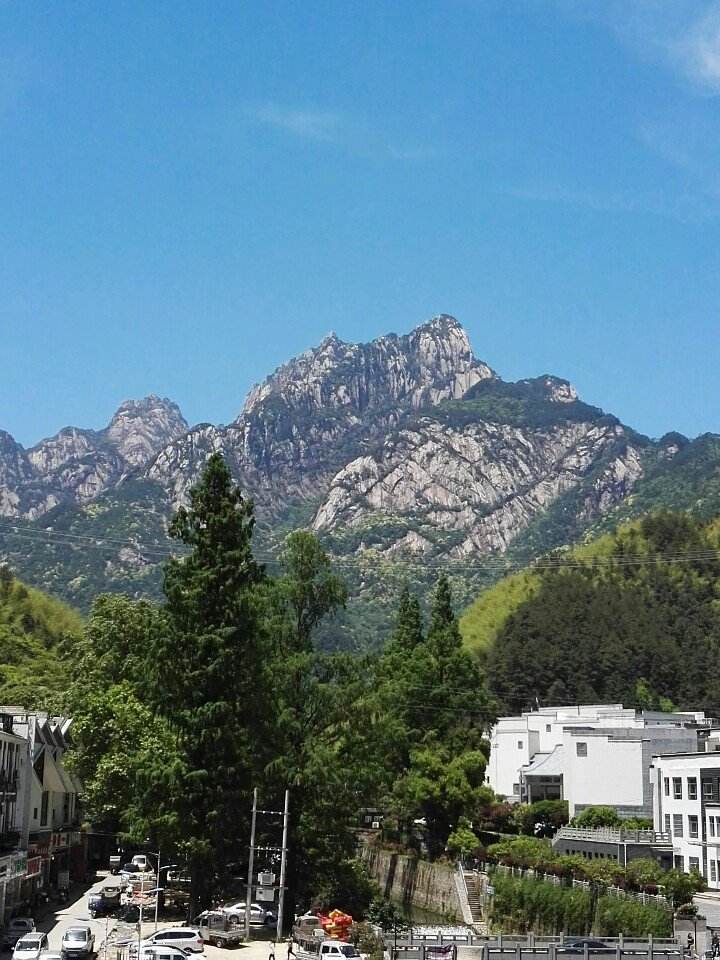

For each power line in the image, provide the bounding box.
[0,516,718,572]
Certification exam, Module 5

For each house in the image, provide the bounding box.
[650,752,720,888]
[0,709,85,920]
[488,704,716,818]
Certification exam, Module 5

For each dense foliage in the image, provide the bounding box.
[489,872,672,937]
[485,836,704,907]
[482,513,720,713]
[0,566,80,708]
[64,455,494,917]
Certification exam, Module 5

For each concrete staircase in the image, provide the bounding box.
[463,870,486,932]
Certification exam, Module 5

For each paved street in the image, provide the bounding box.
[35,876,110,952]
[33,877,285,960]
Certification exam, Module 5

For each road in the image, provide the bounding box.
[35,876,110,953]
[34,878,283,960]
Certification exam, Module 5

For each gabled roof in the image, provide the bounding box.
[522,744,565,777]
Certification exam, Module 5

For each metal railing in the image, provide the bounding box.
[554,828,671,845]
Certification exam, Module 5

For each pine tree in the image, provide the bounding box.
[149,453,268,912]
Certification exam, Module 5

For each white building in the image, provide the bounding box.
[0,709,85,920]
[650,752,720,889]
[487,704,638,800]
[488,704,715,819]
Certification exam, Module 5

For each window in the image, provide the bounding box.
[664,777,670,796]
[711,818,716,837]
[704,781,715,801]
[712,862,717,883]
[576,742,588,757]
[546,724,551,733]
[690,857,700,872]
[688,777,698,800]
[674,854,684,871]
[517,740,524,750]
[689,815,699,838]
[673,777,683,799]
[32,807,37,820]
[664,814,671,833]
[673,814,684,837]
[40,791,49,827]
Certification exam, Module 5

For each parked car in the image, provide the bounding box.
[129,929,204,956]
[12,936,47,960]
[3,921,36,949]
[136,949,190,960]
[131,855,150,872]
[61,926,95,958]
[562,941,613,953]
[222,902,275,926]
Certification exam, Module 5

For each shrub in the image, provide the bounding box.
[447,818,480,858]
[570,806,622,828]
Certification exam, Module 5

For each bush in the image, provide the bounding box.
[513,800,569,837]
[487,836,555,869]
[594,896,672,937]
[570,806,622,828]
[625,858,664,890]
[447,817,480,858]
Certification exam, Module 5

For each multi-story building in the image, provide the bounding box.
[650,752,720,888]
[488,704,716,819]
[0,709,85,921]
[0,713,28,925]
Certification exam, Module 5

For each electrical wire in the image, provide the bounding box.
[0,517,718,572]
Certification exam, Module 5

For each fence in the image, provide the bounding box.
[554,829,672,845]
[390,937,682,960]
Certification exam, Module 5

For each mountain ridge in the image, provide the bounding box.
[0,314,718,645]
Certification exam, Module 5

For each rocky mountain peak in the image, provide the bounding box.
[238,315,494,422]
[105,395,188,468]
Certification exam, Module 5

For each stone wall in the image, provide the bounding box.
[361,847,462,919]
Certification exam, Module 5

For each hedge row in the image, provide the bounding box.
[489,873,672,937]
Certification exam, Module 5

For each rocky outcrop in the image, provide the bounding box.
[312,419,646,555]
[143,314,496,512]
[105,396,188,467]
[0,396,188,518]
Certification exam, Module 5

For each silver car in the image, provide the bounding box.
[13,935,48,960]
[61,927,95,958]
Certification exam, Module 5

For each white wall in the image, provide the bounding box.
[564,734,645,817]
[652,755,713,888]
[487,719,531,798]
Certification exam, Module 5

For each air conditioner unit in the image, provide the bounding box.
[371,821,381,830]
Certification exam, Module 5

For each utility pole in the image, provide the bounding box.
[154,847,161,932]
[245,788,258,942]
[276,790,290,941]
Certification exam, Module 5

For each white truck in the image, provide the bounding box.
[294,941,363,960]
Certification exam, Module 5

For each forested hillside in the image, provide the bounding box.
[0,567,80,708]
[462,513,720,715]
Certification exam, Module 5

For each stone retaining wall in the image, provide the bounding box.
[361,847,461,919]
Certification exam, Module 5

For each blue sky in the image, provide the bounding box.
[2,0,719,445]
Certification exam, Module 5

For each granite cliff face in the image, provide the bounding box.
[0,396,187,519]
[0,315,715,629]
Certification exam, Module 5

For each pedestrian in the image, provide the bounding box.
[287,938,295,960]
[686,934,695,959]
[712,932,719,958]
